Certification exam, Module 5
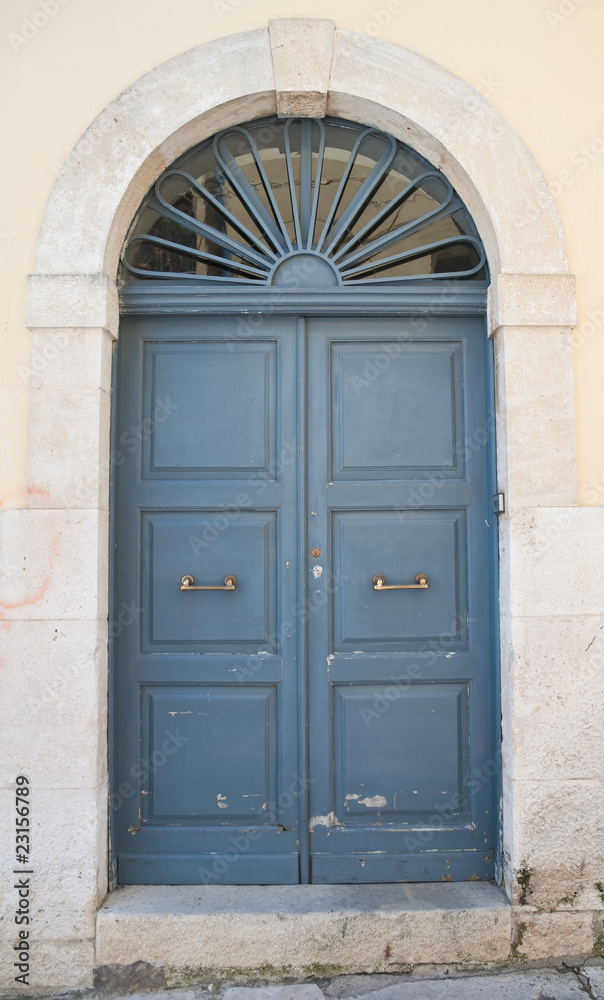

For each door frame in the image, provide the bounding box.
[110,281,501,884]
[24,21,578,915]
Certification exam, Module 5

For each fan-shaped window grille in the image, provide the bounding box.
[121,116,487,286]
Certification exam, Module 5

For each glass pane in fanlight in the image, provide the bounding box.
[121,115,486,282]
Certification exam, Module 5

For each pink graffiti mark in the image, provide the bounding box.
[0,485,60,615]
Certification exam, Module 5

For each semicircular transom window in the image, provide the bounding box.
[121,116,487,286]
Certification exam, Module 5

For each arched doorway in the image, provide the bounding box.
[112,115,497,885]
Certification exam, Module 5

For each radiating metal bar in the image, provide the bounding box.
[331,171,454,264]
[340,235,486,280]
[122,234,269,280]
[214,128,293,254]
[156,170,279,264]
[320,131,397,256]
[284,119,303,250]
[298,120,313,248]
[315,128,393,253]
[337,198,466,272]
[306,120,326,250]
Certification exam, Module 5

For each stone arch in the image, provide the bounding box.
[32,21,571,281]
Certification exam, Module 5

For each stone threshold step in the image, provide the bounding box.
[96,883,511,972]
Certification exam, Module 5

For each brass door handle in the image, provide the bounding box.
[180,574,237,591]
[373,573,428,590]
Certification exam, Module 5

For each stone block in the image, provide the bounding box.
[506,507,604,617]
[28,328,113,393]
[0,936,94,989]
[490,274,577,330]
[115,30,275,159]
[0,619,107,789]
[225,988,324,1000]
[34,106,166,277]
[0,786,106,943]
[0,508,109,621]
[513,910,594,960]
[504,615,604,781]
[334,969,587,998]
[510,779,604,909]
[492,326,577,507]
[26,273,118,336]
[584,966,604,1000]
[328,30,568,276]
[28,386,110,510]
[269,19,335,117]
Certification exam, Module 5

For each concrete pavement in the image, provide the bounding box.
[59,964,604,1000]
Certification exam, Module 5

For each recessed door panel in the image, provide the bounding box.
[144,511,276,650]
[331,340,464,480]
[332,510,466,650]
[333,683,469,824]
[143,341,277,479]
[142,686,277,822]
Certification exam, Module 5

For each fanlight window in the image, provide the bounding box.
[121,116,487,286]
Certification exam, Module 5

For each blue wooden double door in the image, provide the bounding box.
[113,312,496,884]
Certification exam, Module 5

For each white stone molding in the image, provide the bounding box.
[489,273,577,332]
[13,20,594,987]
[26,273,119,337]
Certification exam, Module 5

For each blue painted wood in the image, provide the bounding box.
[306,316,496,882]
[114,315,301,885]
[119,284,489,316]
[112,311,496,884]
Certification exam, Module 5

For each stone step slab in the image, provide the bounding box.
[96,883,511,971]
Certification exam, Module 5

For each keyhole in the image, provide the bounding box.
[311,547,321,558]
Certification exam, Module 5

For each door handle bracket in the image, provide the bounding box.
[180,574,237,591]
[373,573,428,590]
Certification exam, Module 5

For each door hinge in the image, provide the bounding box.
[493,492,505,514]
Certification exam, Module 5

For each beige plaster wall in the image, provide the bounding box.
[0,0,602,509]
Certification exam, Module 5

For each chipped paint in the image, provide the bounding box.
[309,812,342,830]
[357,795,387,808]
[312,564,323,578]
[217,794,228,809]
